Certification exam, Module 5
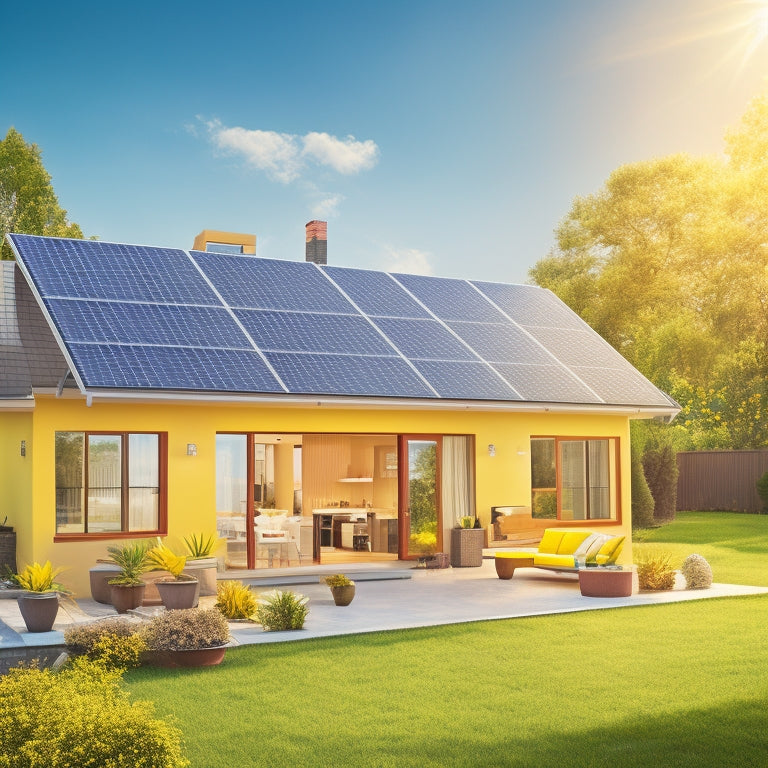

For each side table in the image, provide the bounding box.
[494,554,534,579]
[578,567,634,597]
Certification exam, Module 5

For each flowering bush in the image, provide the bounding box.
[64,618,145,670]
[141,607,230,651]
[681,553,713,590]
[0,658,188,767]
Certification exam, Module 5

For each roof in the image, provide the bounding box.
[3,233,678,416]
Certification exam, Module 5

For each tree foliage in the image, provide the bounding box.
[0,127,84,260]
[530,94,768,449]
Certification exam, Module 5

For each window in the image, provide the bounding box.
[531,437,618,522]
[55,432,166,536]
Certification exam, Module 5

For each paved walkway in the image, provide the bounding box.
[1,562,766,653]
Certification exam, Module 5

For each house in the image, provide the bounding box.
[0,228,679,595]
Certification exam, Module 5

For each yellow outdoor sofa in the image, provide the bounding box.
[494,529,625,579]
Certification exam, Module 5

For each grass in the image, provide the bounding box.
[633,511,768,586]
[126,513,768,768]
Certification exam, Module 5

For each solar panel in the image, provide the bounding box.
[410,360,520,400]
[234,310,396,356]
[264,352,436,398]
[191,252,354,313]
[491,363,601,404]
[322,266,431,318]
[392,273,506,322]
[6,235,676,408]
[446,321,554,364]
[9,235,217,305]
[370,318,477,361]
[471,281,585,329]
[46,299,252,349]
[67,344,285,392]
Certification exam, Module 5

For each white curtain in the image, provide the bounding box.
[441,436,474,526]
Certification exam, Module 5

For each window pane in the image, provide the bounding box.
[216,435,248,568]
[531,439,555,488]
[88,435,122,533]
[56,432,84,533]
[531,439,556,519]
[128,433,159,530]
[588,439,611,519]
[560,440,587,520]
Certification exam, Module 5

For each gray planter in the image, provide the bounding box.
[156,579,199,610]
[17,592,59,632]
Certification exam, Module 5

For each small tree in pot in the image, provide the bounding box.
[13,561,69,632]
[147,543,199,610]
[324,573,355,606]
[106,541,151,613]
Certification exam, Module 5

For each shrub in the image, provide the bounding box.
[0,658,189,767]
[630,439,655,529]
[64,618,145,670]
[141,607,230,651]
[13,560,68,592]
[642,439,679,522]
[215,580,258,619]
[256,590,309,631]
[635,550,677,591]
[106,541,151,585]
[681,553,713,589]
[757,471,768,513]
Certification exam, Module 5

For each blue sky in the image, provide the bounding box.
[3,0,768,283]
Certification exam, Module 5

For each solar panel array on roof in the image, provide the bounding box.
[6,233,675,408]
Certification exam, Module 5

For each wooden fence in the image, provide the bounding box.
[676,450,768,512]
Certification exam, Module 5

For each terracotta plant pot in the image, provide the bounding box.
[17,592,59,632]
[156,579,199,610]
[110,583,146,614]
[330,584,355,606]
[146,645,227,668]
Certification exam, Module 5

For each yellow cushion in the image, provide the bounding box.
[495,551,536,560]
[596,536,625,565]
[534,553,576,568]
[538,530,565,553]
[557,531,593,554]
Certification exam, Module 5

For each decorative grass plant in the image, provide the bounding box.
[215,581,258,620]
[255,590,308,631]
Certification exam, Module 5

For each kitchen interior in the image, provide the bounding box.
[221,433,400,568]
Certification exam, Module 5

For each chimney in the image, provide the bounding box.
[305,220,327,265]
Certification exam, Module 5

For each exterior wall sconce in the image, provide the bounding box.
[186,443,197,457]
[20,440,26,457]
[488,444,496,457]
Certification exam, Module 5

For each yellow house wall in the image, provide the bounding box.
[0,411,34,567]
[22,395,634,596]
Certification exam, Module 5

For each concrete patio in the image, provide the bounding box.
[1,560,765,665]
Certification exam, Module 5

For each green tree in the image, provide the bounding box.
[0,127,84,260]
[630,429,655,529]
[530,93,768,449]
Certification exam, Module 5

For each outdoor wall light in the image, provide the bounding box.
[20,440,26,457]
[488,444,496,457]
[186,443,197,457]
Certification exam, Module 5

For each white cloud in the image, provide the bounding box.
[302,132,379,174]
[311,194,344,219]
[381,246,434,275]
[202,119,379,184]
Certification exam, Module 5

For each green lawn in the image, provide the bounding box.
[126,513,768,768]
[633,511,768,586]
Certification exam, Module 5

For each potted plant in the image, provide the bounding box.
[182,532,221,597]
[141,607,230,668]
[324,573,355,606]
[105,542,151,613]
[13,561,68,632]
[147,543,199,610]
[450,516,484,567]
